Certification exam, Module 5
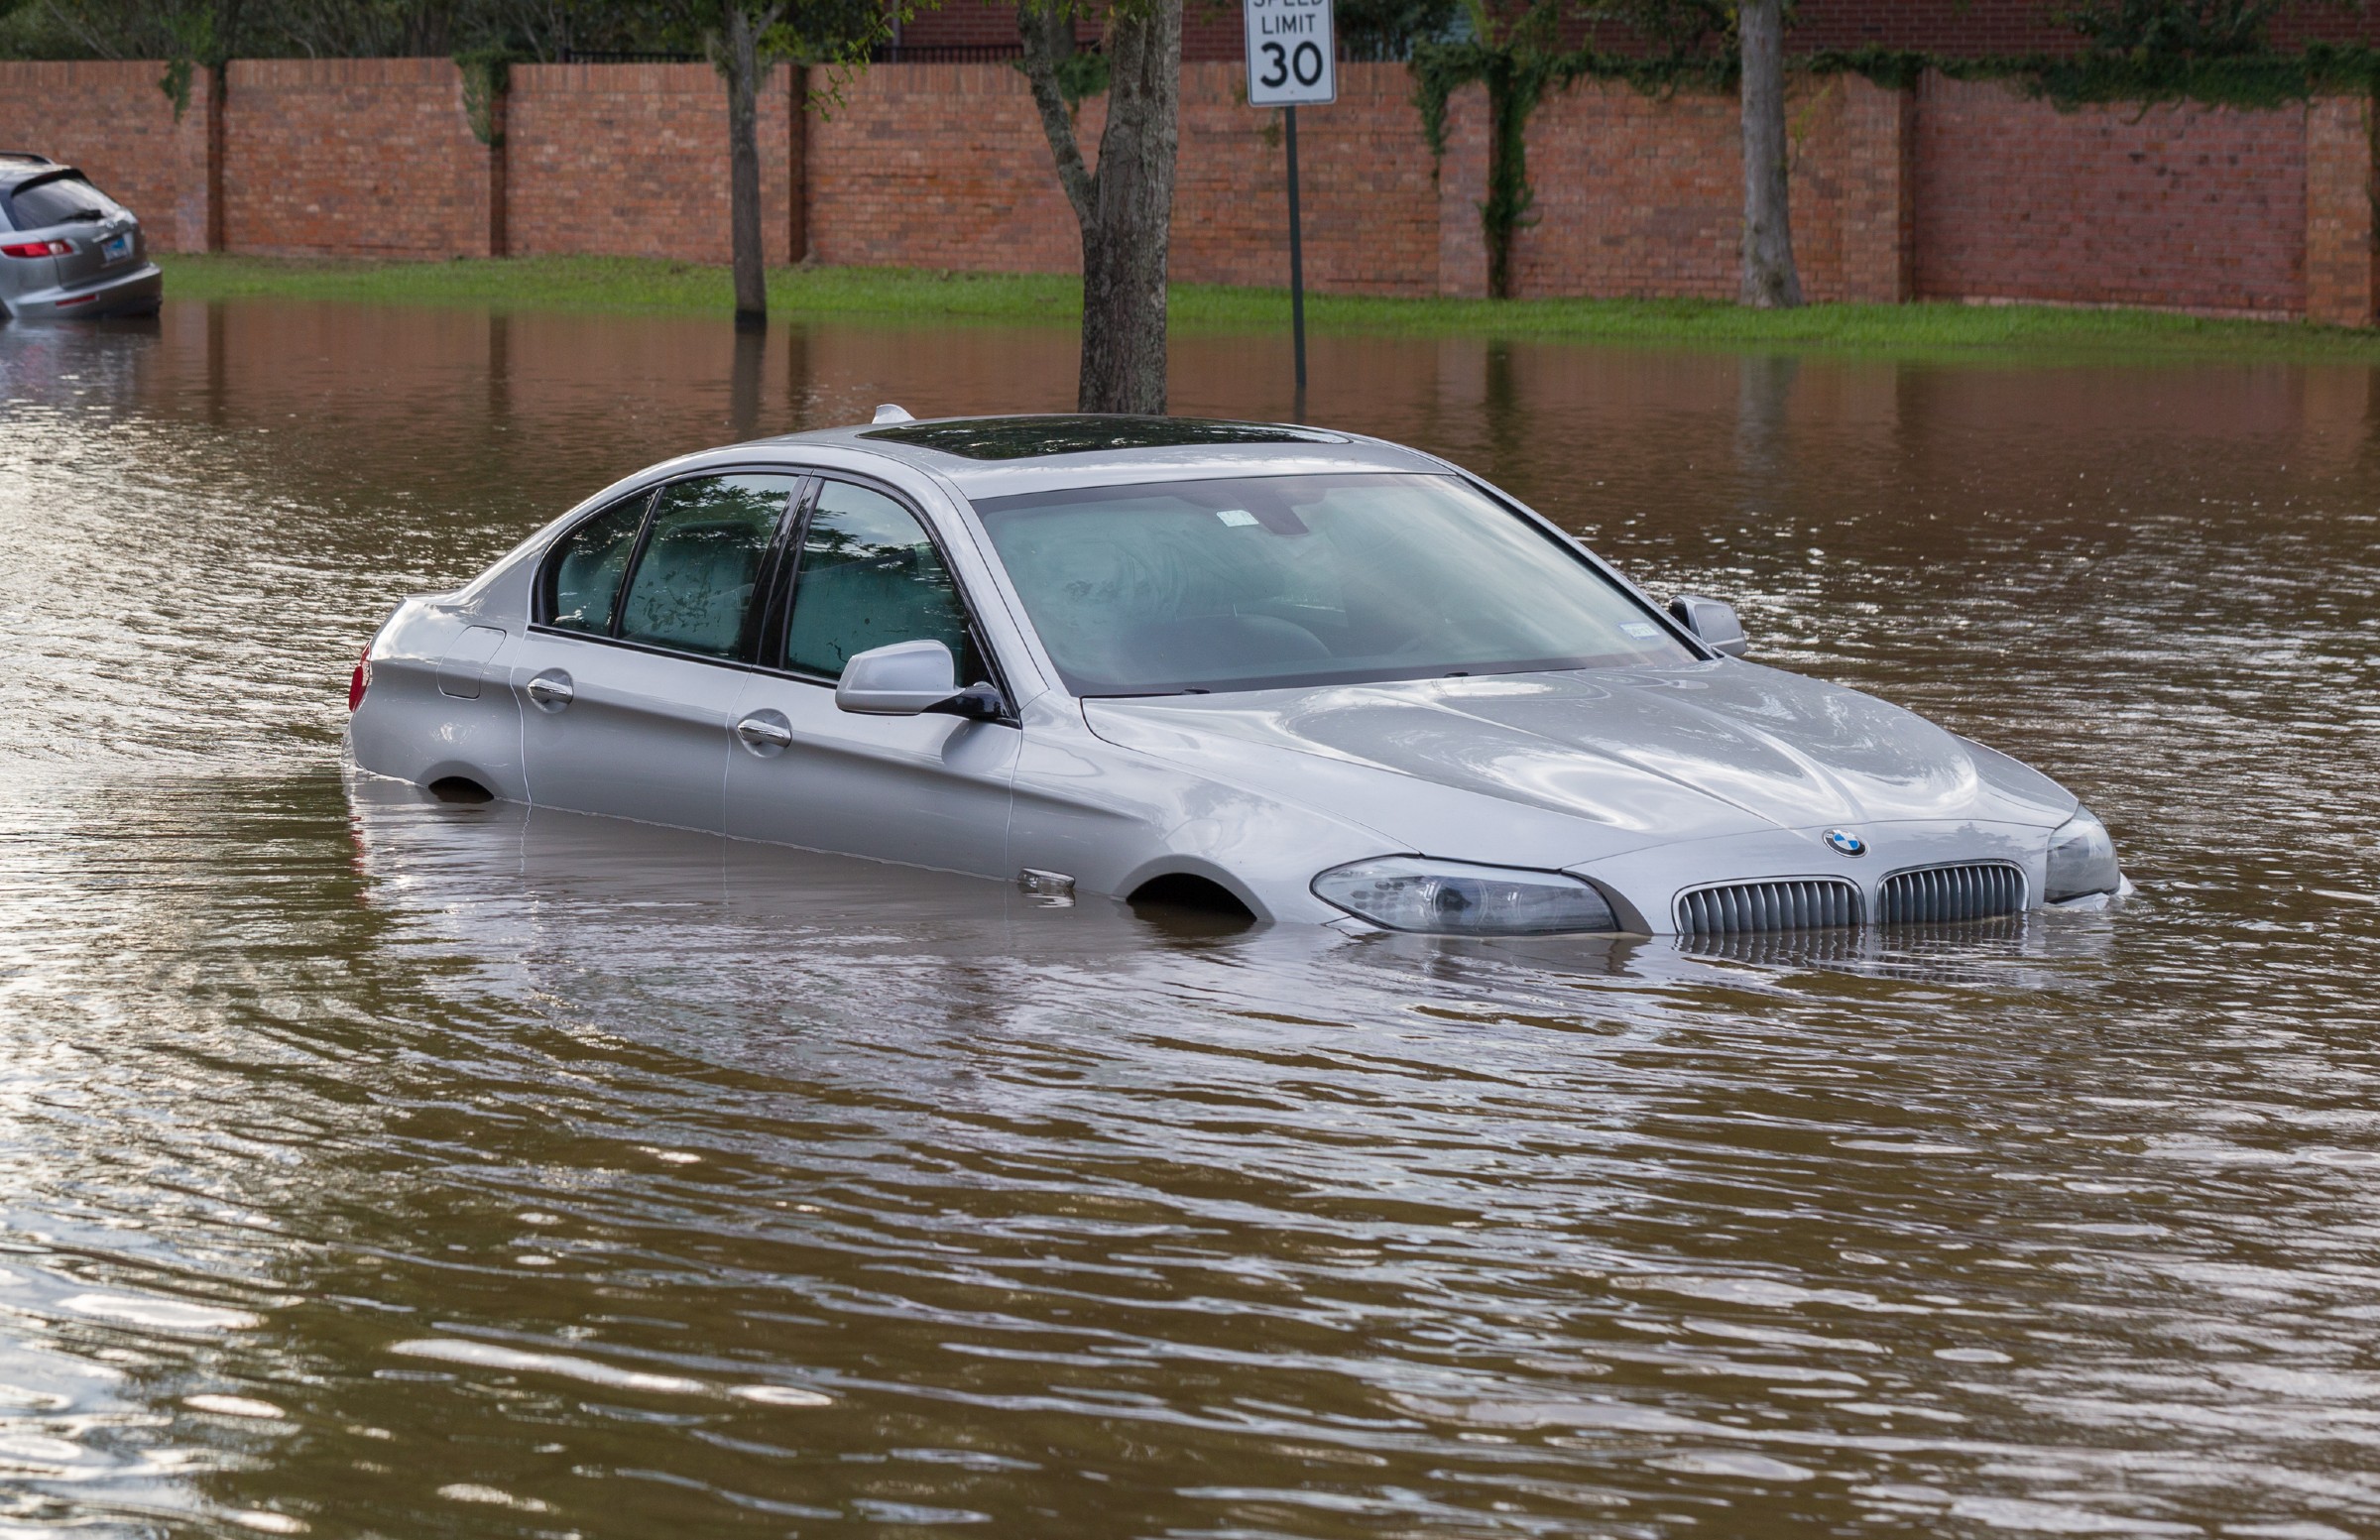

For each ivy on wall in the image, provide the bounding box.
[455,46,516,146]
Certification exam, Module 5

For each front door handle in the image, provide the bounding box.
[735,712,794,754]
[526,670,574,711]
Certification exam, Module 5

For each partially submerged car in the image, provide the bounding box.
[0,153,162,320]
[347,414,2124,937]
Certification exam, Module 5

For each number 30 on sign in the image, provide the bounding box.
[1244,0,1335,107]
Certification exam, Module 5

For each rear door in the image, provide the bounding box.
[513,472,800,831]
[724,477,1019,877]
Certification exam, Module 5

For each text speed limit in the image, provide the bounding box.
[1244,0,1335,107]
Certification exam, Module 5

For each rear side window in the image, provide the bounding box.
[618,474,797,658]
[9,175,124,229]
[782,481,984,682]
[543,493,651,635]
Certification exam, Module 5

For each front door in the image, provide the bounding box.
[724,478,1019,878]
[516,473,799,832]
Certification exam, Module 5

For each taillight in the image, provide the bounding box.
[348,648,371,712]
[0,240,70,258]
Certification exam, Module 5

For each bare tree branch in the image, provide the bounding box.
[1017,1,1096,230]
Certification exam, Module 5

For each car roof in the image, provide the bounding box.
[769,415,1451,500]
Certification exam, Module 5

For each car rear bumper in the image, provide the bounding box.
[4,262,162,320]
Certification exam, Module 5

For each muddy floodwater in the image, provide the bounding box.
[3,301,2379,1539]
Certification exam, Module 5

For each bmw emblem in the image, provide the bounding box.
[1824,829,1867,858]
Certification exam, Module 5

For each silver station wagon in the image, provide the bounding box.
[0,153,162,321]
[347,414,2124,937]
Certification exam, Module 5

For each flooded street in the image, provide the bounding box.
[3,301,2379,1537]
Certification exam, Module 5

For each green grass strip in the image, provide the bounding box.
[157,253,2380,359]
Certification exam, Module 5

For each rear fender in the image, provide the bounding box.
[347,601,528,802]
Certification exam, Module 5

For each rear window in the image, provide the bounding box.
[8,174,125,230]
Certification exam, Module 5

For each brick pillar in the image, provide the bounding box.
[1839,72,1916,303]
[486,75,509,258]
[205,61,227,253]
[1436,82,1489,299]
[787,63,808,264]
[2306,94,2376,328]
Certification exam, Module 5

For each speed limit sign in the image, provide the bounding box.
[1244,0,1335,107]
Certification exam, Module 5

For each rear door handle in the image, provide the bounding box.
[526,671,574,711]
[735,712,794,754]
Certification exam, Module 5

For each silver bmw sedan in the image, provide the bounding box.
[346,414,2124,937]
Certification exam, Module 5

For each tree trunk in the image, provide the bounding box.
[722,4,769,328]
[1737,0,1802,309]
[1020,0,1183,415]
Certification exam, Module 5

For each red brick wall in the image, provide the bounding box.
[0,57,2368,324]
[810,62,1443,295]
[808,61,1086,274]
[1489,72,1915,304]
[1174,63,1441,294]
[1913,74,2307,316]
[511,62,796,266]
[224,59,491,259]
[0,60,211,251]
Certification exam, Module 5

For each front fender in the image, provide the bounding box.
[1007,698,1396,926]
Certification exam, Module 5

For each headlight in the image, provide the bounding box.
[1312,857,1619,936]
[2045,804,2121,902]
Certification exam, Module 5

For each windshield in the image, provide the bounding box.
[973,473,1700,696]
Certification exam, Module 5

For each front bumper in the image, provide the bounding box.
[3,262,163,320]
[1571,820,2057,936]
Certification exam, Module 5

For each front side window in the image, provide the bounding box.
[974,473,1699,696]
[782,481,984,682]
[617,474,797,658]
[543,492,651,635]
[8,175,125,229]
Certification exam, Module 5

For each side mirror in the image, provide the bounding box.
[836,640,960,715]
[1669,595,1749,657]
[835,640,1006,720]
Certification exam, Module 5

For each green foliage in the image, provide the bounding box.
[2025,0,2372,106]
[1592,0,1733,62]
[1803,38,2380,113]
[1051,46,1107,103]
[2056,0,2285,56]
[454,44,513,145]
[634,0,893,68]
[1336,0,1462,62]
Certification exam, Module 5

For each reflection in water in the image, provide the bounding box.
[1,302,2377,1536]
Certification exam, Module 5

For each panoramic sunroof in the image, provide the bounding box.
[859,415,1348,461]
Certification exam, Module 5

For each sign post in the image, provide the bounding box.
[1244,0,1334,402]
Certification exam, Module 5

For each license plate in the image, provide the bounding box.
[101,233,130,262]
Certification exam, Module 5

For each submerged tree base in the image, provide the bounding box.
[154,255,2380,358]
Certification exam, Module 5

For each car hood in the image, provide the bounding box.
[1082,662,2078,870]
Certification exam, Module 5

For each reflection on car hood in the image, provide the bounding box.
[1083,662,2078,869]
